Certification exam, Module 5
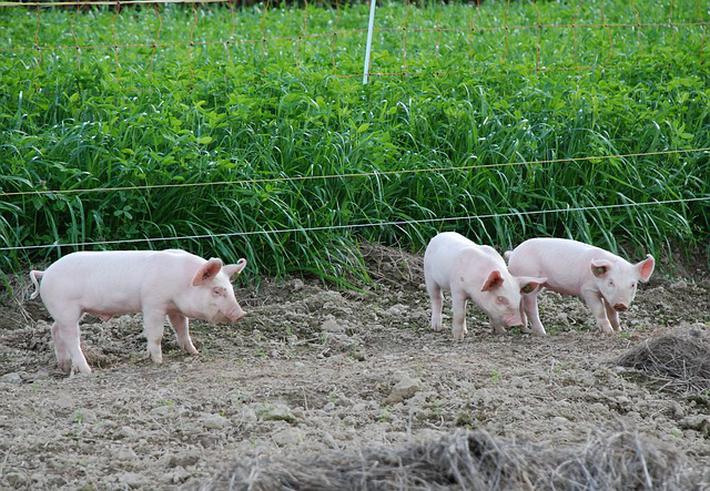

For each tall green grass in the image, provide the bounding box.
[0,0,708,283]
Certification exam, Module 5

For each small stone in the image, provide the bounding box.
[0,372,23,384]
[166,450,200,468]
[5,472,27,487]
[385,304,408,317]
[293,279,305,290]
[272,427,304,447]
[551,416,569,427]
[256,403,297,424]
[385,375,421,404]
[118,472,145,489]
[321,316,346,335]
[200,413,230,430]
[116,447,138,460]
[171,466,190,484]
[150,405,172,417]
[669,280,688,289]
[119,425,139,440]
[679,415,710,436]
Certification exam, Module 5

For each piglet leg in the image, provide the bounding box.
[603,299,622,332]
[451,293,468,341]
[522,294,546,336]
[142,310,166,364]
[582,293,614,334]
[168,312,199,355]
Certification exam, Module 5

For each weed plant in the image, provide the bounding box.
[0,0,708,283]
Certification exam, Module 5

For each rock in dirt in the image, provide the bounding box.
[0,372,23,384]
[256,403,298,424]
[272,427,304,447]
[386,375,421,404]
[118,472,146,489]
[321,316,346,335]
[679,415,710,436]
[201,413,230,430]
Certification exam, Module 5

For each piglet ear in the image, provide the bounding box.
[590,259,612,278]
[192,258,224,286]
[223,258,247,279]
[481,270,504,292]
[519,276,547,294]
[636,254,655,283]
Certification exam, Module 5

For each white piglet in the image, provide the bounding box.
[505,238,655,335]
[29,249,248,375]
[424,232,546,340]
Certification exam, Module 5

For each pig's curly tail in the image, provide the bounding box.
[29,270,44,300]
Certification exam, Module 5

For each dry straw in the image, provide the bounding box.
[203,428,696,490]
[616,329,710,395]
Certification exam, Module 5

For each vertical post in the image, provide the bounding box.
[362,0,377,84]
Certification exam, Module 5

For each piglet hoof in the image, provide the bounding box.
[531,329,547,337]
[70,365,92,376]
[452,327,467,341]
[185,346,199,356]
[57,360,72,374]
[149,352,164,365]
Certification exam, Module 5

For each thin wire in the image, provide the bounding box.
[2,147,707,198]
[0,0,231,6]
[1,197,706,252]
[1,21,705,55]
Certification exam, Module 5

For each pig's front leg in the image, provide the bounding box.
[168,312,199,355]
[142,310,166,364]
[451,292,468,341]
[602,298,621,331]
[581,292,614,335]
[522,294,546,336]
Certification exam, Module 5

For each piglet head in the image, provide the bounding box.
[479,271,545,327]
[191,257,248,324]
[591,254,654,312]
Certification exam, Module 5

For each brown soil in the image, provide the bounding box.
[0,244,708,489]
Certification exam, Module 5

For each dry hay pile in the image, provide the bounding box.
[203,429,695,491]
[616,328,710,394]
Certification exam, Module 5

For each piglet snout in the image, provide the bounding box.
[229,309,247,322]
[504,314,523,327]
[613,303,628,312]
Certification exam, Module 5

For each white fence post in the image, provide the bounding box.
[362,0,377,84]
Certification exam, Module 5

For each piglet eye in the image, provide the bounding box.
[212,287,223,297]
[609,280,615,287]
[496,296,507,305]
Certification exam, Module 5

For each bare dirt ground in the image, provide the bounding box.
[1,245,708,490]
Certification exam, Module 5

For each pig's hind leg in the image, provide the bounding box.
[168,312,199,355]
[52,310,91,375]
[426,277,444,332]
[50,322,71,373]
[142,310,166,364]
